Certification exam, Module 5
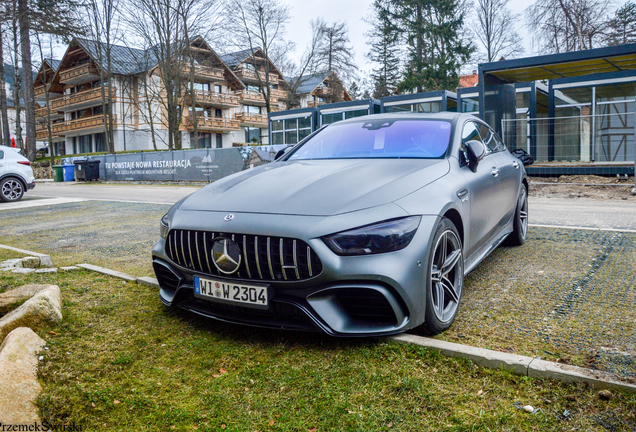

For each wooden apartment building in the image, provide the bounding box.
[34,37,350,155]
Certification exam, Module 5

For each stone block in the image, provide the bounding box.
[0,285,62,342]
[0,327,46,424]
[34,268,57,274]
[20,257,41,269]
[11,268,35,274]
[528,359,636,393]
[0,284,52,315]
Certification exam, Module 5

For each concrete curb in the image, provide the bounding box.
[136,277,159,288]
[76,264,136,281]
[389,334,636,394]
[0,244,53,267]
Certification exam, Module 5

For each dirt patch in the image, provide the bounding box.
[529,176,636,200]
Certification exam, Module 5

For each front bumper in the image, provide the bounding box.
[152,209,440,337]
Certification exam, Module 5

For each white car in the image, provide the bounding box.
[0,145,35,202]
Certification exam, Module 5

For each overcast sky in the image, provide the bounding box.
[285,0,536,81]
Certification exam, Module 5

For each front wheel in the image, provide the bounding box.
[0,177,25,202]
[503,185,528,246]
[420,217,464,336]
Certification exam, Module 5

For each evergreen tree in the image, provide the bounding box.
[605,1,636,46]
[366,0,401,98]
[377,0,474,93]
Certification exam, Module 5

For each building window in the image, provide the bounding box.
[216,133,222,148]
[384,104,411,113]
[214,84,222,93]
[78,135,91,153]
[245,105,261,114]
[193,82,210,92]
[245,127,260,143]
[72,137,77,154]
[190,132,212,148]
[247,84,260,92]
[94,133,107,152]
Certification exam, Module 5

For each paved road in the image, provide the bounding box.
[27,182,201,205]
[10,181,636,231]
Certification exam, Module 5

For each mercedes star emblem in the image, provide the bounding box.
[211,237,242,274]
[224,214,234,221]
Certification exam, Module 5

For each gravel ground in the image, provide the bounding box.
[0,201,634,380]
[529,175,636,200]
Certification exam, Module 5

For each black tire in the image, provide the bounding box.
[503,184,528,247]
[0,177,25,203]
[419,217,464,336]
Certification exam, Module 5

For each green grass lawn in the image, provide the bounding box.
[0,250,634,431]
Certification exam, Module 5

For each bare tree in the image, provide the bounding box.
[526,0,611,53]
[315,20,357,84]
[84,0,120,153]
[471,0,523,62]
[277,19,323,109]
[0,25,11,146]
[126,0,223,150]
[34,33,58,166]
[225,0,293,113]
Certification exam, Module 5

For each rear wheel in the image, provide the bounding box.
[503,185,528,246]
[0,177,24,202]
[420,217,464,336]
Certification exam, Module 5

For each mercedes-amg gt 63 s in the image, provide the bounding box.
[152,113,528,336]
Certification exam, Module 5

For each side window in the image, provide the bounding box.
[477,123,499,153]
[0,150,4,159]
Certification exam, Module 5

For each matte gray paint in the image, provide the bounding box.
[152,113,527,336]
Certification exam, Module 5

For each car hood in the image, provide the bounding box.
[179,158,450,216]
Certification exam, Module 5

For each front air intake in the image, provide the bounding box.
[165,230,323,282]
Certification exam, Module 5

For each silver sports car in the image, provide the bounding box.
[152,113,528,336]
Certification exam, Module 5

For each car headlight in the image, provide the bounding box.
[160,213,170,239]
[323,216,421,256]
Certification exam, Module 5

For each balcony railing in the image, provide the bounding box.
[51,87,116,111]
[51,114,117,135]
[269,88,287,99]
[234,68,281,83]
[182,65,225,80]
[235,112,267,126]
[234,90,266,104]
[306,100,325,107]
[191,90,240,107]
[185,115,240,131]
[59,63,101,84]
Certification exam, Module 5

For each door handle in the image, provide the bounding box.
[491,168,500,177]
[512,161,520,169]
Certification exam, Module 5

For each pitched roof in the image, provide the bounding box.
[219,48,257,68]
[289,71,331,94]
[74,38,156,75]
[45,59,62,71]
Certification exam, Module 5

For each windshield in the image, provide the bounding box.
[287,119,452,160]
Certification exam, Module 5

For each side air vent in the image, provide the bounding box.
[153,261,181,292]
[335,288,397,325]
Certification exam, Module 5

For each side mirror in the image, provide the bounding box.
[274,149,285,160]
[465,140,486,172]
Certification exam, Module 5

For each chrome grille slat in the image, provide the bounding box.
[254,236,263,279]
[293,240,300,279]
[195,232,203,272]
[266,237,275,279]
[279,238,287,280]
[203,233,212,273]
[187,231,194,270]
[307,246,313,277]
[243,235,252,279]
[180,231,186,266]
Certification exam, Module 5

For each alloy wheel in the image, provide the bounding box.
[519,187,528,240]
[430,230,463,323]
[1,179,23,201]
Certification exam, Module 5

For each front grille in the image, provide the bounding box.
[165,229,323,282]
[335,288,397,325]
[153,261,181,292]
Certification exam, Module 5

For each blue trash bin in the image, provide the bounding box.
[62,164,75,182]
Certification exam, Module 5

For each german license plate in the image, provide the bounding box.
[194,276,269,309]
